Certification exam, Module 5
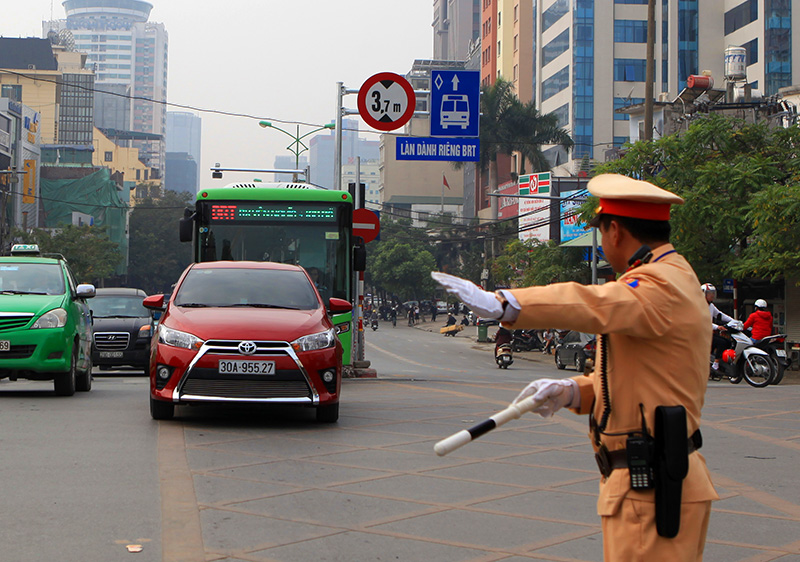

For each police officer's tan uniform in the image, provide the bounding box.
[500,175,719,560]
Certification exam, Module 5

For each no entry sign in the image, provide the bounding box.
[357,72,416,132]
[353,208,380,243]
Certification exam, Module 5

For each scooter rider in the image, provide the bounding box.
[743,299,773,343]
[703,283,734,372]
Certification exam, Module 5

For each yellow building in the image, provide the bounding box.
[92,127,160,205]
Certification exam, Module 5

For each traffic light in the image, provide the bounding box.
[348,182,366,209]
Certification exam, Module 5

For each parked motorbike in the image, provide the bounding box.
[753,333,789,385]
[716,321,775,387]
[511,329,542,352]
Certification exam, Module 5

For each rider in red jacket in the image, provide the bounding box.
[743,299,773,341]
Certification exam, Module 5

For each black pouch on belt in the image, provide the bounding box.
[654,405,689,538]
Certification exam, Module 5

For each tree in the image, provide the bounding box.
[368,237,436,301]
[502,99,574,175]
[492,238,591,288]
[594,114,800,284]
[14,225,121,283]
[128,190,194,294]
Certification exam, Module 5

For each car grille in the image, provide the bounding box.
[180,368,312,400]
[0,314,34,331]
[94,332,130,351]
[0,344,36,359]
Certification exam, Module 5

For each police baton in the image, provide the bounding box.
[434,395,546,456]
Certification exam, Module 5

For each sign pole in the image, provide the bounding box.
[355,157,365,362]
[335,82,344,191]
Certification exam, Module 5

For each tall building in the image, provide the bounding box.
[272,154,308,183]
[529,0,798,171]
[45,0,168,178]
[166,111,201,191]
[433,0,481,61]
[309,119,379,190]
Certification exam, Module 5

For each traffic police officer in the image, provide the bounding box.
[433,174,718,561]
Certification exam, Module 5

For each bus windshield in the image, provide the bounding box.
[194,200,351,303]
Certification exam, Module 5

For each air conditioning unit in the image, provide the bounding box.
[27,64,36,70]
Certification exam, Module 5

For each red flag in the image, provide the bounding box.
[443,173,450,190]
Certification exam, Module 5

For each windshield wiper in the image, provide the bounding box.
[217,303,302,310]
[1,290,48,295]
[177,302,210,308]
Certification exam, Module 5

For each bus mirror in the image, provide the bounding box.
[179,209,194,243]
[353,236,366,271]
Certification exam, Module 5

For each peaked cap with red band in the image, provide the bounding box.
[587,173,683,226]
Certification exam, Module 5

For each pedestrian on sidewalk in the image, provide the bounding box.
[433,174,717,561]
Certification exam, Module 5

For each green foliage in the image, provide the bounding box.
[128,190,194,294]
[596,114,800,283]
[14,225,121,283]
[368,238,436,300]
[492,238,590,287]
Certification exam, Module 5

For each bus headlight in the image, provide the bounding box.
[334,322,350,335]
[291,328,336,352]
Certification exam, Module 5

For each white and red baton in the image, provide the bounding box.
[434,395,546,456]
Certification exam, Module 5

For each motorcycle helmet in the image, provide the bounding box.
[754,299,767,309]
[722,349,736,363]
[701,283,716,295]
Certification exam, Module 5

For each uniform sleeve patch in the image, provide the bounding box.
[626,278,639,288]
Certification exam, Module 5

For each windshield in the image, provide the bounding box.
[90,295,149,318]
[174,268,320,310]
[0,263,65,295]
[195,201,351,303]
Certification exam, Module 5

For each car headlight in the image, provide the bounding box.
[32,308,68,329]
[291,328,336,352]
[158,324,204,350]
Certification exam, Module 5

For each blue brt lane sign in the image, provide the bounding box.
[396,137,479,162]
[430,70,480,138]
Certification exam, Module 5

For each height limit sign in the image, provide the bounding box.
[357,72,416,131]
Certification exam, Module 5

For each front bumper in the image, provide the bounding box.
[150,339,341,406]
[0,327,72,377]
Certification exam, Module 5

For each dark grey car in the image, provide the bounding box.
[554,331,596,372]
[89,288,153,371]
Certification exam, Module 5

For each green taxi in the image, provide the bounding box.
[0,245,95,395]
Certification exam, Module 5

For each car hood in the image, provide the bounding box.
[92,316,151,333]
[163,306,330,342]
[0,294,66,316]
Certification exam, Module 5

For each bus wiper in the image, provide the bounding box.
[177,302,210,308]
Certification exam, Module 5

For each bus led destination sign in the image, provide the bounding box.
[396,137,480,162]
[210,203,337,222]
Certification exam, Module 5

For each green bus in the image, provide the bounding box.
[179,182,363,365]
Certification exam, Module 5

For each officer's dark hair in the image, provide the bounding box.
[597,214,671,244]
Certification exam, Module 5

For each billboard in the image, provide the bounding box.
[496,180,518,220]
[518,172,552,242]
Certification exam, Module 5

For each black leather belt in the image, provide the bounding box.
[595,430,701,478]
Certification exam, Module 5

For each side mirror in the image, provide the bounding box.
[76,283,96,299]
[143,294,166,311]
[328,298,353,314]
[179,208,194,243]
[353,236,366,272]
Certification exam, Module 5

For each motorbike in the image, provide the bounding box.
[371,318,379,331]
[512,329,542,352]
[715,321,775,387]
[495,343,513,369]
[753,333,789,385]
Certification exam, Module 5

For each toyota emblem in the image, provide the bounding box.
[238,341,257,355]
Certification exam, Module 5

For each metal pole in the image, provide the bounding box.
[644,0,656,141]
[334,82,344,191]
[355,156,365,361]
[591,228,598,285]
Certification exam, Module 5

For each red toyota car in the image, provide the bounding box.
[143,261,351,422]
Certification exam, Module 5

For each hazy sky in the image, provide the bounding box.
[1,0,434,186]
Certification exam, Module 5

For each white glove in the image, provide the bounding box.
[512,378,577,418]
[430,272,503,319]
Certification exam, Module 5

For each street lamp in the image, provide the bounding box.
[258,120,335,181]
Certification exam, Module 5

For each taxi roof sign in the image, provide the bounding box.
[10,244,41,256]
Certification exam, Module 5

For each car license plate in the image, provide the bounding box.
[100,351,124,358]
[0,340,9,351]
[219,360,275,375]
[775,349,786,357]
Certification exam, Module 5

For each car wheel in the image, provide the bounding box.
[316,402,339,423]
[150,397,175,420]
[555,350,566,370]
[76,349,92,392]
[54,346,77,396]
[575,354,585,373]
